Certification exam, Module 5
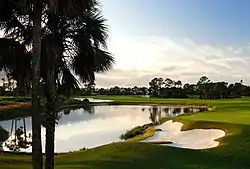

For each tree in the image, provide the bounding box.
[158,78,164,88]
[140,87,148,95]
[197,76,210,99]
[0,1,113,169]
[228,82,243,97]
[42,5,114,168]
[183,83,197,96]
[213,82,228,99]
[84,81,96,95]
[175,80,182,88]
[164,78,173,88]
[110,86,121,95]
[40,4,113,168]
[197,76,209,84]
[32,1,43,167]
[149,78,161,96]
[0,1,43,168]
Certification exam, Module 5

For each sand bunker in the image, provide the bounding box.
[141,120,225,150]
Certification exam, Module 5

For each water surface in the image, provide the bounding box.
[0,105,205,152]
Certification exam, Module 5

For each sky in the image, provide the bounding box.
[94,0,250,88]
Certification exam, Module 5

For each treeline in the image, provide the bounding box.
[80,76,250,99]
[148,76,250,99]
[186,77,249,99]
[81,85,148,96]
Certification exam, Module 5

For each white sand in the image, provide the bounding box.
[141,120,226,150]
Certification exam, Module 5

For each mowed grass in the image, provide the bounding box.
[1,96,250,169]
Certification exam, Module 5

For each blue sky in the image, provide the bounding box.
[95,0,250,87]
[102,0,250,44]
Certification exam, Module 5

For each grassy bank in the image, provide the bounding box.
[120,123,156,142]
[1,96,250,168]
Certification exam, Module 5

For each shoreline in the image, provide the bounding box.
[141,120,226,150]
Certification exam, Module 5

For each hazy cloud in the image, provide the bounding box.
[95,36,250,88]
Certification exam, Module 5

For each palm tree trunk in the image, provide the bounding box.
[45,111,55,169]
[32,1,43,169]
[45,53,56,169]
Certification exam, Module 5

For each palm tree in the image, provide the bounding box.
[32,1,43,168]
[41,6,114,168]
[0,1,114,168]
[0,0,43,168]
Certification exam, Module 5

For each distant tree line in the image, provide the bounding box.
[79,76,250,100]
[4,75,250,100]
[148,76,250,99]
[80,83,148,96]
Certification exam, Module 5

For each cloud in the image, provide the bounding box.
[95,35,250,88]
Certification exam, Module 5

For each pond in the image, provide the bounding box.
[0,104,206,153]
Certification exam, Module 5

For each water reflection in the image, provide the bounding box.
[148,106,206,124]
[3,118,31,152]
[0,105,207,153]
[63,109,70,115]
[0,125,9,151]
[149,106,161,124]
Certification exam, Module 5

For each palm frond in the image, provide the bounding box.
[71,48,114,83]
[0,38,25,71]
[57,67,80,97]
[85,11,108,48]
[0,0,114,97]
[0,38,31,93]
[93,49,114,72]
[45,0,98,16]
[0,0,14,22]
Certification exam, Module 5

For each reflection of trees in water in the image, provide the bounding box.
[3,105,96,152]
[173,107,182,115]
[0,125,9,142]
[183,107,208,113]
[148,106,207,123]
[149,106,161,124]
[83,105,94,114]
[62,105,94,116]
[63,109,70,115]
[41,105,95,128]
[163,108,169,115]
[184,107,191,113]
[199,107,208,112]
[4,118,31,152]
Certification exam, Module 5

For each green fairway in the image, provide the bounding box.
[1,96,250,169]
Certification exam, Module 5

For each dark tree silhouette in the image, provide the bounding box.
[0,1,113,169]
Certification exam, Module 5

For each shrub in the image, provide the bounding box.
[120,123,154,140]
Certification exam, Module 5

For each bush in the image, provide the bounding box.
[14,97,31,102]
[120,123,154,140]
[62,98,90,106]
[56,95,67,104]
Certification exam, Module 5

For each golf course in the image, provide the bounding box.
[1,95,250,169]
